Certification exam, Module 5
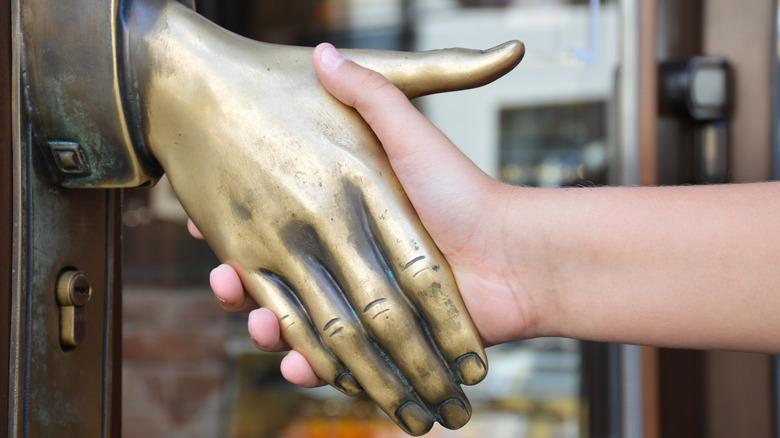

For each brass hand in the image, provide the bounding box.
[125,0,524,434]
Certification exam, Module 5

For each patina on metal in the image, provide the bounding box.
[18,0,525,434]
[9,5,122,432]
[10,0,122,436]
[20,0,168,187]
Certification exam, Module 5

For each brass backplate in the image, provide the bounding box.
[20,0,162,188]
[8,0,121,436]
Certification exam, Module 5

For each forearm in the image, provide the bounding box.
[511,182,780,352]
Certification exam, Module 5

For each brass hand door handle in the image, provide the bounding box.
[22,0,524,434]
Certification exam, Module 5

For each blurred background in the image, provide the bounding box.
[120,1,780,437]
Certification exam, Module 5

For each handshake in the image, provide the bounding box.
[127,1,524,434]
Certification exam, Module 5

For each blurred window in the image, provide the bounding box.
[500,102,607,187]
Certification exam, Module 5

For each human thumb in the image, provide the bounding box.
[312,42,494,228]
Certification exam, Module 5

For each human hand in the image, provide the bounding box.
[195,43,780,374]
[192,42,539,394]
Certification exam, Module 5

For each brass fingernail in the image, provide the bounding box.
[335,372,362,395]
[455,352,488,385]
[396,401,434,436]
[438,398,471,430]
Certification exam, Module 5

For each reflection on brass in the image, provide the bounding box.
[55,270,93,347]
[23,0,524,434]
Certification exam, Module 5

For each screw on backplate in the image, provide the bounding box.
[48,141,90,175]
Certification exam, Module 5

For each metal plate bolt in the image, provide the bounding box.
[56,270,93,347]
[48,141,90,175]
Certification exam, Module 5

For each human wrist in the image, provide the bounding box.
[495,184,570,340]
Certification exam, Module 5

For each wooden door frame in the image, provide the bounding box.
[1,0,13,432]
[638,0,659,437]
[703,2,775,438]
[649,1,777,437]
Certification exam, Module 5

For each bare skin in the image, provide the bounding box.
[189,43,780,388]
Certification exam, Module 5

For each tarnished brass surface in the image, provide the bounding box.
[10,0,122,430]
[19,0,198,187]
[125,0,523,434]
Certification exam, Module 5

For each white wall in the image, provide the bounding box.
[415,3,619,177]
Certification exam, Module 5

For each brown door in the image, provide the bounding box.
[2,0,13,432]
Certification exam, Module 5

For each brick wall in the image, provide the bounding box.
[123,286,233,438]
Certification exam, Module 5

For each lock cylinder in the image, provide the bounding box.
[55,270,93,347]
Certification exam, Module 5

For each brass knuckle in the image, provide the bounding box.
[22,0,525,433]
